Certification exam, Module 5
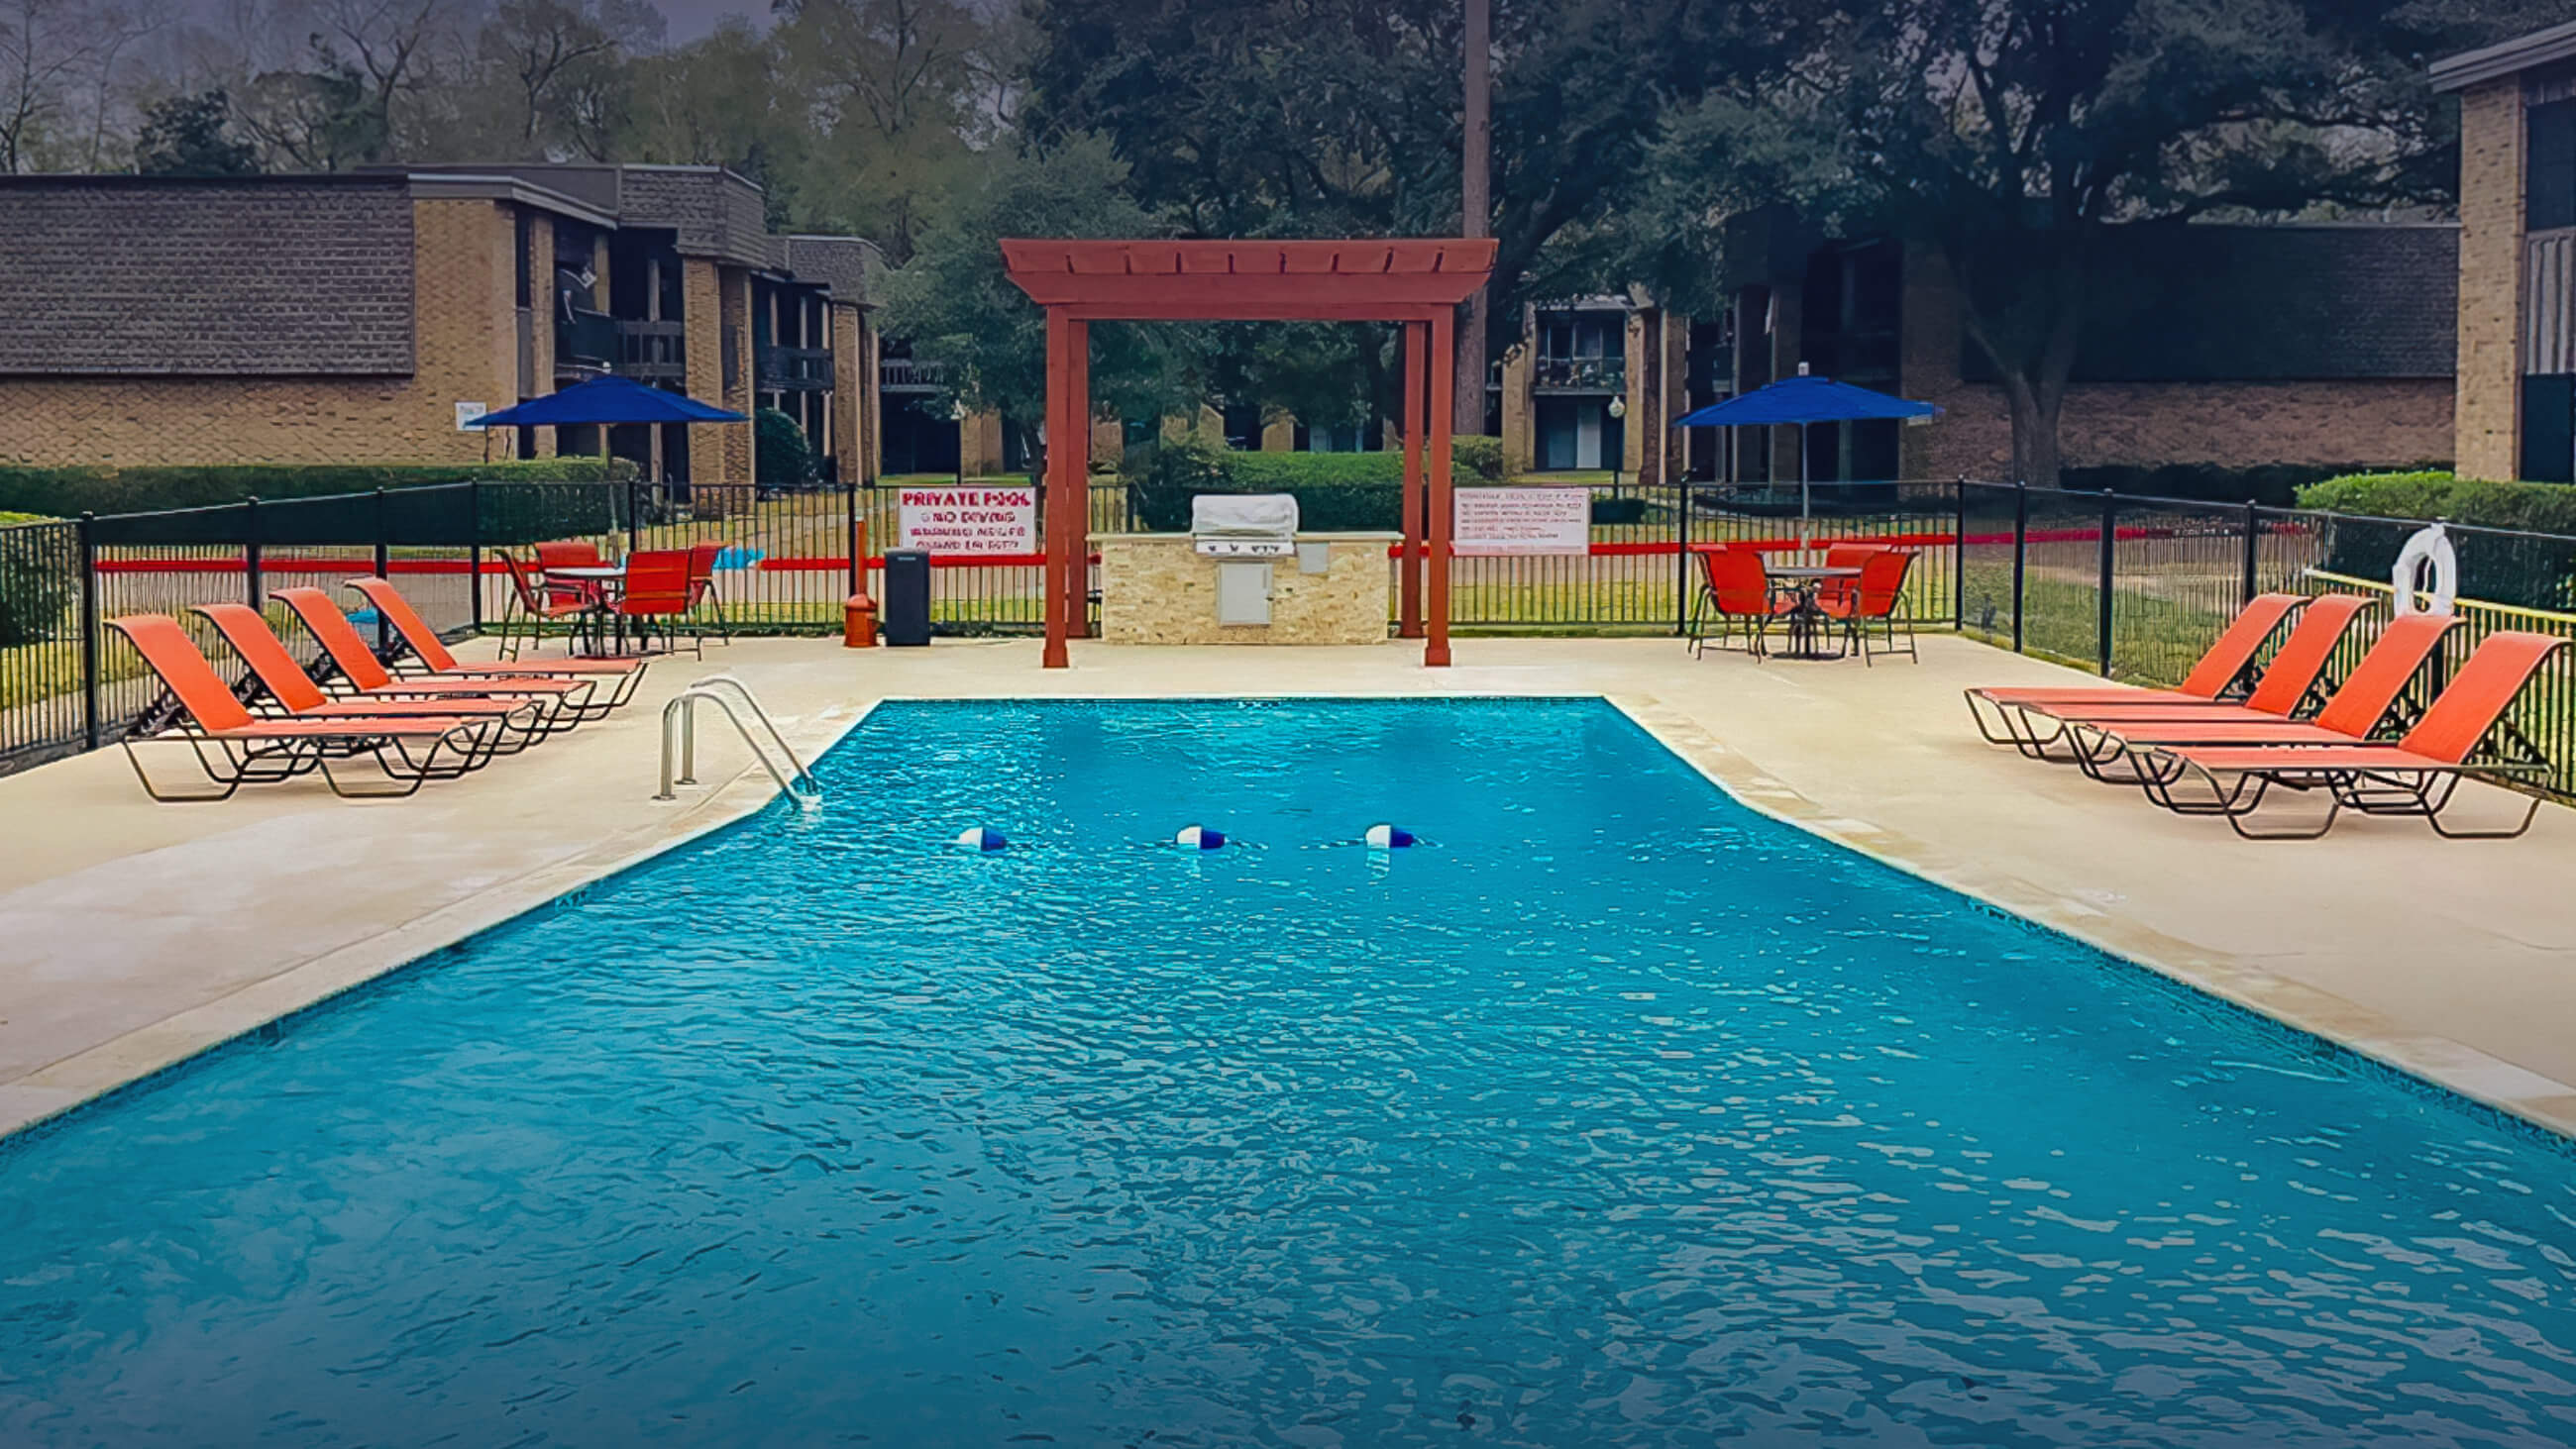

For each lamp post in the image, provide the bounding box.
[951,399,968,486]
[1607,393,1628,495]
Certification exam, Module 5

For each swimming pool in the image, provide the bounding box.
[4,697,2574,1446]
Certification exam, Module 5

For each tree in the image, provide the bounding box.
[1020,0,1816,410]
[877,134,1191,468]
[772,0,993,263]
[1646,0,2553,487]
[474,0,661,153]
[134,86,258,173]
[2,0,165,172]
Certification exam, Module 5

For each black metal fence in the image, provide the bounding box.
[6,475,2576,804]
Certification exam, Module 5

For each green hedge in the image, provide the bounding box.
[1125,438,1507,532]
[2066,462,2419,507]
[0,458,635,519]
[2294,471,2576,611]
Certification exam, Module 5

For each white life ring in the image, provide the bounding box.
[2390,523,2457,617]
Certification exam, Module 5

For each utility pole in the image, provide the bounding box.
[1455,0,1491,440]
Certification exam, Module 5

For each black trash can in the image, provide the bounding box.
[882,549,932,646]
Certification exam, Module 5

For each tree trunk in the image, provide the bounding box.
[1999,371,2064,489]
[1453,0,1490,438]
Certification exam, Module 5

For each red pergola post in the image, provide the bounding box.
[1400,321,1426,639]
[1426,307,1455,668]
[1065,320,1091,640]
[1041,309,1075,669]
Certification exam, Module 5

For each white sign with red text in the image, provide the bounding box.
[897,485,1037,556]
[1453,486,1591,556]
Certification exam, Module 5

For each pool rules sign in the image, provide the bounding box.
[1453,486,1591,556]
[898,485,1037,556]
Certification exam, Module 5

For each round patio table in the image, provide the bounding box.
[539,565,632,656]
[1766,565,1864,660]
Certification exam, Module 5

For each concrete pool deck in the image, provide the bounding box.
[3,632,2574,1145]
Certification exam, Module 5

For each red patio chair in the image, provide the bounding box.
[1687,547,1796,661]
[1816,549,1917,665]
[686,542,733,644]
[533,540,608,612]
[615,549,703,659]
[495,550,602,661]
[1812,543,1886,613]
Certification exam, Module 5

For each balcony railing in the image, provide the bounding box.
[556,308,619,374]
[1534,355,1626,392]
[880,358,945,390]
[616,320,687,383]
[758,344,833,392]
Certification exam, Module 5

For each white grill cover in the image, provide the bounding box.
[1191,493,1299,538]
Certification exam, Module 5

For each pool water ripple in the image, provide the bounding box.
[2,698,2575,1446]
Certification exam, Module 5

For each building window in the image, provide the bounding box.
[2522,375,2575,482]
[2532,100,2576,232]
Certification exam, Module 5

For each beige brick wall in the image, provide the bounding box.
[0,198,525,466]
[680,257,753,485]
[2456,77,2524,481]
[1898,242,2454,481]
[1098,534,1392,645]
[525,218,555,459]
[1498,342,1533,471]
[828,302,864,480]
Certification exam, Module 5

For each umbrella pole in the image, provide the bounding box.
[1799,423,1811,554]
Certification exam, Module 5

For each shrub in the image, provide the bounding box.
[2065,462,2403,507]
[754,409,818,488]
[0,457,635,519]
[2294,471,2576,610]
[1122,437,1509,532]
[0,521,73,647]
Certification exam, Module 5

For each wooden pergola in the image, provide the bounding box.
[1000,238,1498,668]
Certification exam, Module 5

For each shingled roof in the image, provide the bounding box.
[0,175,416,377]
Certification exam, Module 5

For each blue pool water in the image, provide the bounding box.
[4,698,2575,1447]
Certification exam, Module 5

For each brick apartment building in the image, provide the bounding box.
[0,164,882,484]
[2434,20,2576,483]
[1689,210,2458,489]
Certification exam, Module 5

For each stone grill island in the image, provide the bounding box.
[1096,494,1397,646]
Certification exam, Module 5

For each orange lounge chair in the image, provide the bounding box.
[275,585,638,722]
[191,603,558,751]
[106,615,503,801]
[343,576,648,711]
[2057,612,2458,788]
[1966,591,2302,745]
[2148,631,2568,839]
[269,588,601,725]
[1976,594,2370,760]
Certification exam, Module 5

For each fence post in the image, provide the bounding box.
[2096,490,2116,677]
[1952,475,1968,630]
[1672,478,1690,636]
[467,478,483,633]
[2009,481,2027,654]
[373,488,393,651]
[627,478,643,556]
[846,480,861,598]
[2239,499,2261,608]
[243,494,263,608]
[78,512,100,751]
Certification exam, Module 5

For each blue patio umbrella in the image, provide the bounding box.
[1672,367,1940,546]
[470,374,748,429]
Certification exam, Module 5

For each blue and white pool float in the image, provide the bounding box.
[953,827,1009,852]
[1364,824,1416,850]
[1173,825,1227,851]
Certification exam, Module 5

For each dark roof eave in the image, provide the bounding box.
[2431,20,2576,92]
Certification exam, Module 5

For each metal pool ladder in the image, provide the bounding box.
[656,675,821,807]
